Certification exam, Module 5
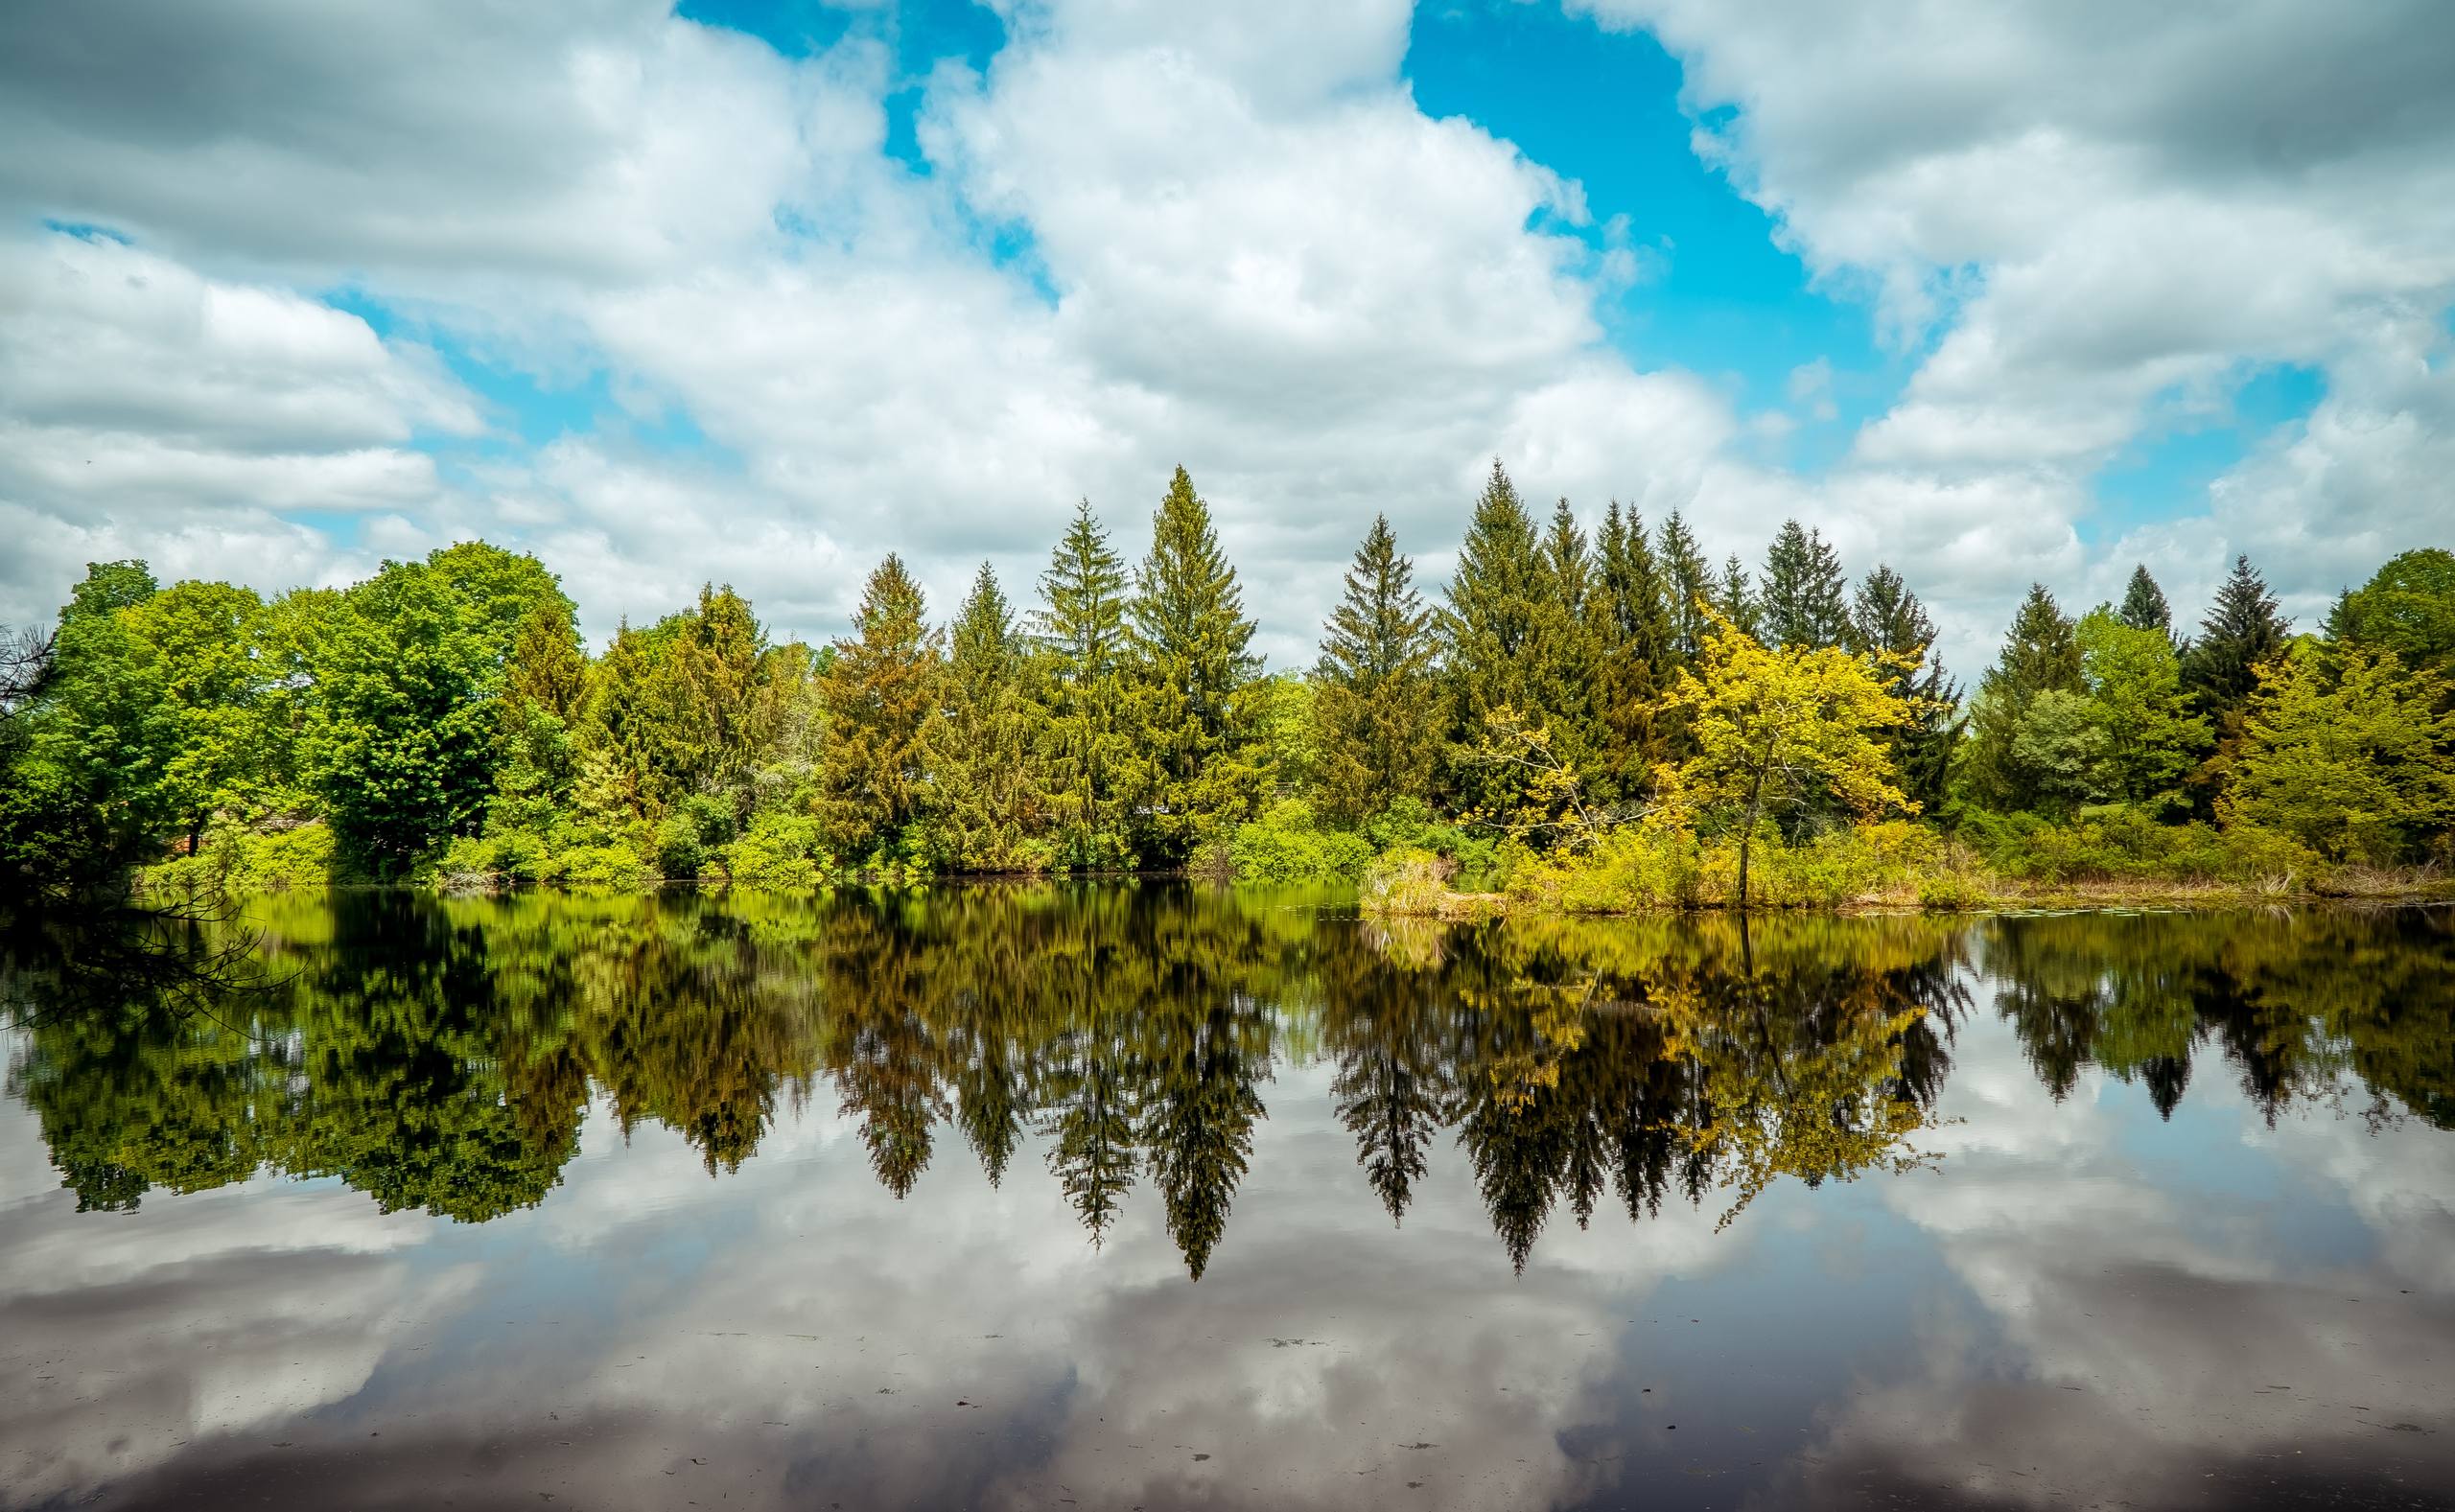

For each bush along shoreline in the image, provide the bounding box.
[11,461,2453,913]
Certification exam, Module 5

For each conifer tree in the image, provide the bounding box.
[816,555,945,865]
[1760,520,1852,649]
[1593,501,1677,799]
[1964,583,2084,812]
[1716,555,1762,641]
[492,597,589,830]
[1314,514,1438,825]
[1033,500,1134,869]
[1656,510,1716,665]
[1438,460,1545,814]
[935,564,1052,871]
[1529,498,1602,776]
[2182,554,2290,726]
[1122,467,1263,864]
[1850,565,1961,814]
[2117,565,2174,640]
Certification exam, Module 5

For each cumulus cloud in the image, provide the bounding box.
[3,0,2450,674]
[1572,0,2455,660]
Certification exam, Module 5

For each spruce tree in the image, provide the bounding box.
[1438,460,1545,814]
[816,555,945,865]
[1033,500,1134,869]
[1964,583,2083,812]
[1314,514,1437,825]
[1760,520,1852,648]
[1123,467,1263,864]
[1716,555,1762,641]
[1656,510,1715,664]
[1851,565,1962,813]
[1529,498,1602,776]
[1593,500,1676,800]
[2183,554,2290,720]
[935,564,1051,870]
[2117,564,2174,639]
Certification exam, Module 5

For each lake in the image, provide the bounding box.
[2,889,2450,1510]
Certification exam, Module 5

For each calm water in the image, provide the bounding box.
[2,890,2451,1511]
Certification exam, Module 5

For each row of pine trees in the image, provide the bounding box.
[5,459,2450,899]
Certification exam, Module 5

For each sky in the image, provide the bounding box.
[4,0,2452,676]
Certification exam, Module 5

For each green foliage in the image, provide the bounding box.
[2117,564,2174,639]
[1438,461,1545,814]
[545,844,650,891]
[1656,510,1716,665]
[934,564,1054,872]
[2182,553,2291,733]
[2220,642,2455,864]
[2074,608,2208,807]
[1963,806,2318,884]
[1034,499,1135,869]
[1229,800,1376,883]
[1963,583,2084,812]
[1850,564,1960,814]
[1591,500,1677,802]
[1760,520,1851,649]
[1658,607,1916,906]
[722,812,835,888]
[1122,466,1265,863]
[818,555,946,866]
[143,821,339,895]
[1510,819,1950,911]
[2329,547,2455,676]
[1314,514,1438,824]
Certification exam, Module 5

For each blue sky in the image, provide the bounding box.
[3,0,2449,671]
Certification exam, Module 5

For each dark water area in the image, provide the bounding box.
[2,889,2451,1511]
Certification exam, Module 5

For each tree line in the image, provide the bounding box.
[3,460,2451,902]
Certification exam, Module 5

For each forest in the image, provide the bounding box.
[3,461,2451,908]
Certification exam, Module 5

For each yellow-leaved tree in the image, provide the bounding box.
[1658,605,1919,907]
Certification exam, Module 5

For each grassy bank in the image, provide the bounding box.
[1362,819,2455,918]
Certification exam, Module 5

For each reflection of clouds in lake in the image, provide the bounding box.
[0,1058,1742,1511]
[1783,997,2455,1509]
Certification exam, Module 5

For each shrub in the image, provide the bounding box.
[545,844,649,891]
[722,813,834,890]
[141,821,338,895]
[654,814,707,879]
[1361,798,1506,890]
[1231,801,1376,884]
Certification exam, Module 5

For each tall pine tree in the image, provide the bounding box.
[1716,554,1762,641]
[1593,500,1676,800]
[1964,583,2083,812]
[1438,460,1546,815]
[1657,511,1716,665]
[1033,500,1134,869]
[1529,498,1602,779]
[816,555,945,865]
[1123,467,1263,864]
[2182,554,2290,727]
[1760,521,1852,649]
[934,564,1051,870]
[1850,565,1961,814]
[2117,564,2174,640]
[1314,514,1438,825]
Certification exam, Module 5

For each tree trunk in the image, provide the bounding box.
[1738,763,1766,911]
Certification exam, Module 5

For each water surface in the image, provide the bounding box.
[3,890,2451,1510]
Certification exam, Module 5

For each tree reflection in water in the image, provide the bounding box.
[6,889,2451,1274]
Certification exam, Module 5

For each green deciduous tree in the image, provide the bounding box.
[2328,547,2455,677]
[817,555,946,866]
[2074,608,2210,809]
[2220,644,2455,865]
[121,580,269,850]
[1314,514,1438,825]
[1122,467,1264,864]
[1659,608,1916,907]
